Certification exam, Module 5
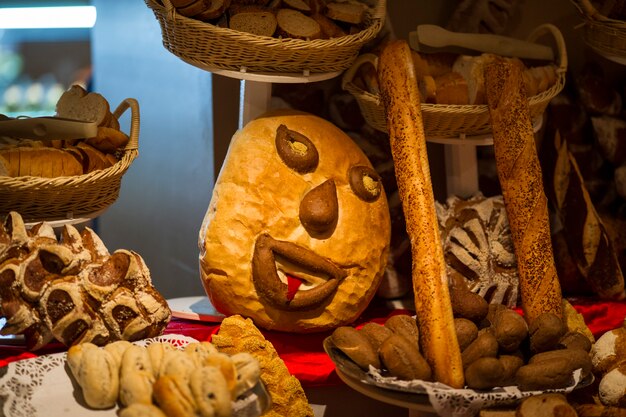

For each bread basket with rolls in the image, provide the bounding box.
[0,97,140,223]
[342,23,567,138]
[571,0,626,63]
[143,0,386,74]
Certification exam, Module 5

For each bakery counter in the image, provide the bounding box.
[1,297,624,417]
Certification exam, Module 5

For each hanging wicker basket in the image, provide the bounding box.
[571,0,626,62]
[342,24,568,138]
[0,99,140,223]
[144,0,386,75]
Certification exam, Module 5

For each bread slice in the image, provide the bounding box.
[76,142,113,173]
[276,8,321,39]
[195,0,231,21]
[283,0,311,12]
[56,85,110,126]
[310,13,346,38]
[229,9,277,37]
[0,147,83,177]
[325,1,367,24]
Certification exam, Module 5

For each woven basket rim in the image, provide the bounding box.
[342,24,567,136]
[144,0,386,73]
[0,98,139,190]
[571,0,626,26]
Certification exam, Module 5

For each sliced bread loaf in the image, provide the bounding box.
[276,8,321,39]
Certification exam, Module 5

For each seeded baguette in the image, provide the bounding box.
[484,59,564,325]
[378,40,465,389]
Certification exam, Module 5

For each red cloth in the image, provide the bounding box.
[0,298,624,387]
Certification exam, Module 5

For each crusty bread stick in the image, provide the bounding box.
[378,40,464,389]
[485,59,563,324]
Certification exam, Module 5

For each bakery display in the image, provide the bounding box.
[0,211,171,350]
[377,39,464,389]
[199,110,391,332]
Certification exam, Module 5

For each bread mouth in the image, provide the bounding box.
[252,233,347,311]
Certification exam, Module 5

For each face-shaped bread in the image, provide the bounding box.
[199,111,391,332]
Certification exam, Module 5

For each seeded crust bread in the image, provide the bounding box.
[378,40,465,389]
[484,58,564,324]
[212,315,314,417]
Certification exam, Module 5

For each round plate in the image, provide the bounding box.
[324,337,594,417]
[167,296,225,322]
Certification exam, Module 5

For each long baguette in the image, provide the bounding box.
[484,59,563,324]
[378,40,464,389]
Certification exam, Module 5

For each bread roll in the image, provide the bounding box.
[378,40,464,389]
[484,59,563,324]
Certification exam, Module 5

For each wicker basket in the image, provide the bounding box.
[571,0,626,61]
[342,24,568,138]
[0,98,140,223]
[144,0,386,74]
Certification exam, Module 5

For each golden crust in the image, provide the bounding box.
[377,40,464,389]
[484,59,563,324]
[212,315,313,417]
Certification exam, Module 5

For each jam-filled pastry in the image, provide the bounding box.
[120,344,155,406]
[101,287,153,341]
[67,342,119,409]
[40,276,110,346]
[0,211,171,350]
[189,366,232,417]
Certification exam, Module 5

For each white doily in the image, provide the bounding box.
[367,367,584,417]
[0,334,267,417]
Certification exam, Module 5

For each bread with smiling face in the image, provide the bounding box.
[198,110,391,332]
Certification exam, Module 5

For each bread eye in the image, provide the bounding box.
[275,124,319,174]
[348,165,382,202]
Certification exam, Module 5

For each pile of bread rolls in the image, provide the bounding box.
[66,339,261,417]
[0,85,129,178]
[331,286,593,392]
[168,0,373,40]
[0,211,171,350]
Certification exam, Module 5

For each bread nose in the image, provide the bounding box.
[299,179,339,236]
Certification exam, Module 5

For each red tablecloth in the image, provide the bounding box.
[1,297,624,387]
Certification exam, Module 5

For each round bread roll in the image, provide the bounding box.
[199,110,391,332]
[592,327,626,374]
[599,362,626,407]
